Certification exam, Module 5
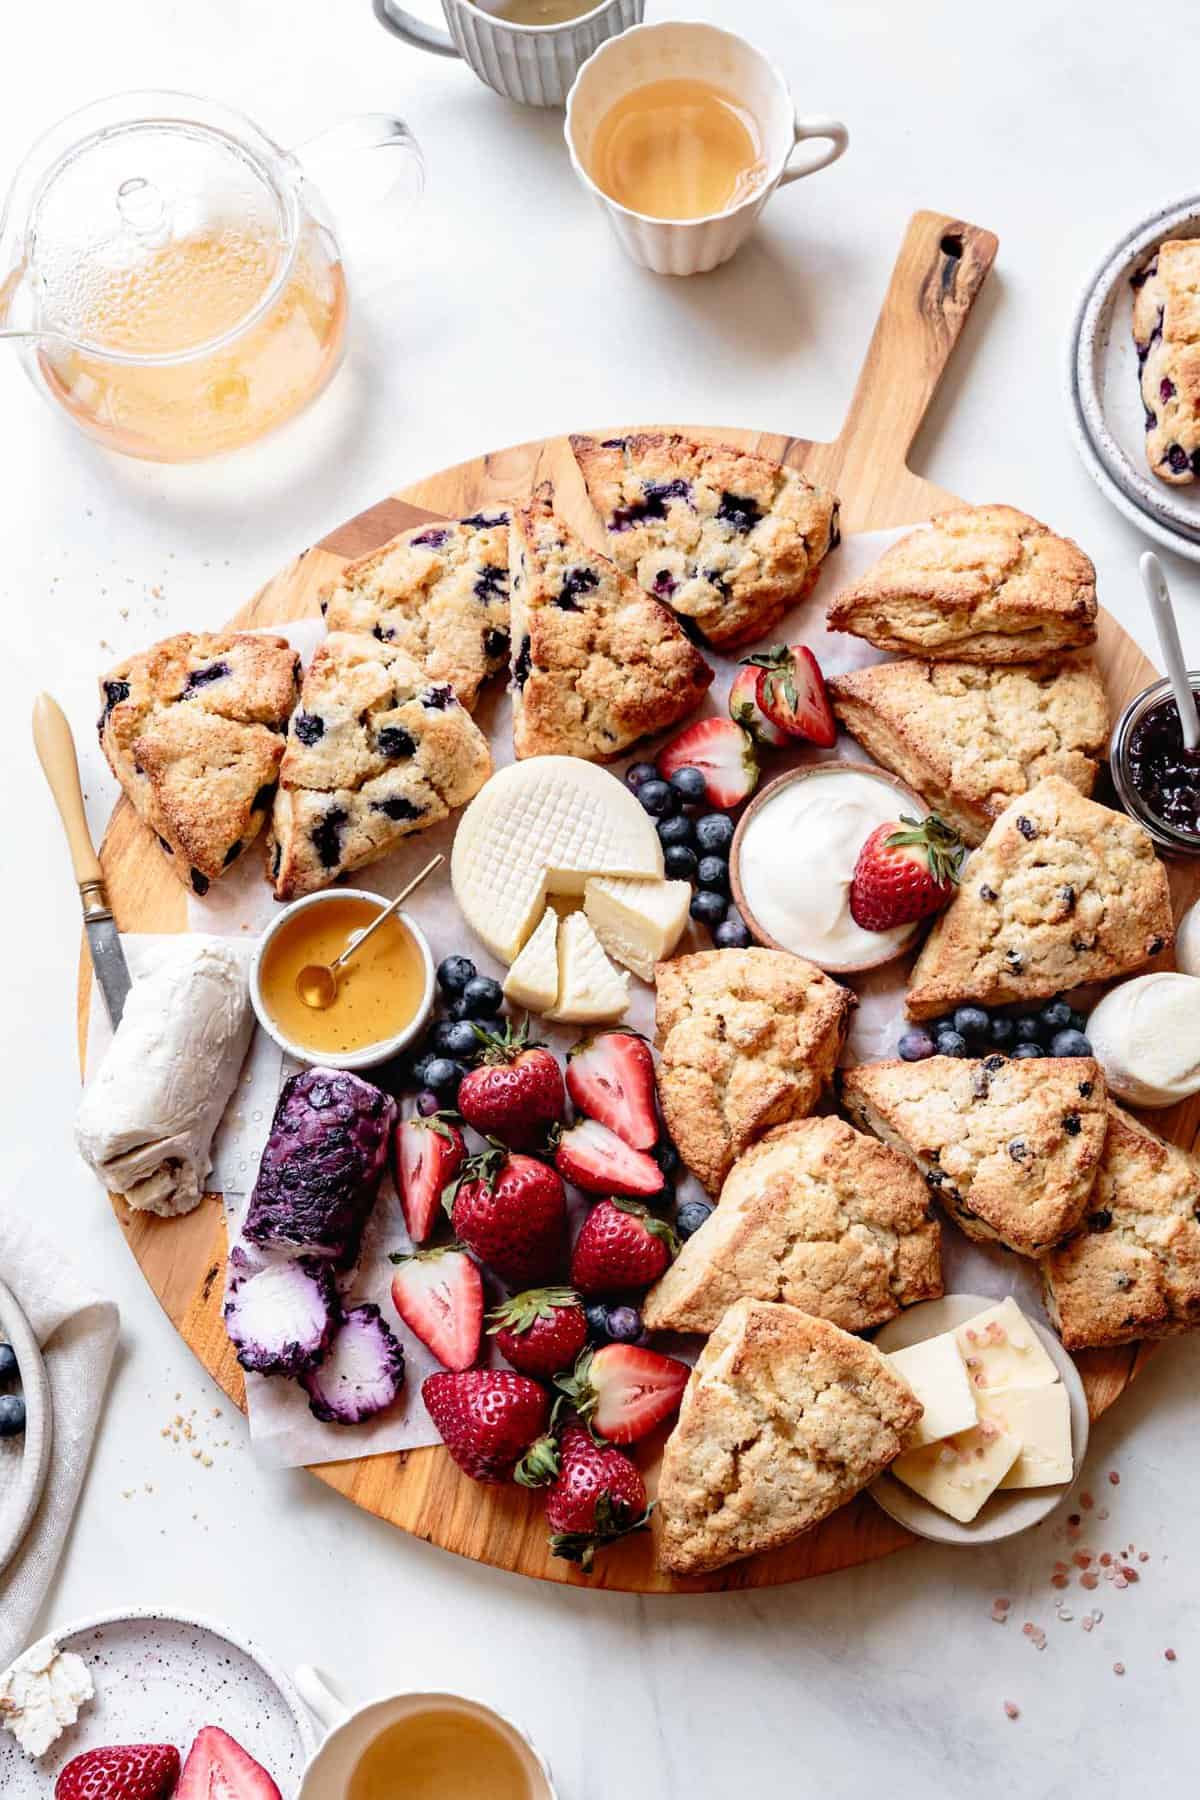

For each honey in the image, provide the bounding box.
[588,77,766,221]
[258,895,426,1057]
[345,1709,533,1800]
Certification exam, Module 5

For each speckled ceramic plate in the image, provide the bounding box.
[869,1293,1089,1546]
[0,1279,52,1581]
[1067,194,1200,562]
[0,1611,316,1796]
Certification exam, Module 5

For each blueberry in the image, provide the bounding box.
[658,814,696,849]
[953,1006,991,1043]
[461,975,504,1018]
[585,1302,613,1344]
[0,1395,25,1438]
[424,1057,465,1095]
[989,1016,1016,1048]
[653,1140,679,1179]
[637,779,677,817]
[668,766,708,804]
[1050,1029,1093,1059]
[411,1051,440,1088]
[713,912,752,949]
[1012,1042,1044,1059]
[690,890,729,929]
[0,1344,16,1381]
[1014,1016,1042,1044]
[1068,1010,1088,1034]
[696,855,729,894]
[434,1020,482,1060]
[694,813,735,854]
[676,1198,714,1240]
[898,1027,936,1062]
[1040,998,1073,1032]
[437,955,477,996]
[415,1090,441,1117]
[447,996,477,1022]
[934,1029,969,1058]
[626,761,658,790]
[664,845,699,881]
[606,1305,644,1344]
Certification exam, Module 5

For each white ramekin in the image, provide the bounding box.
[373,0,643,108]
[564,19,849,275]
[250,888,435,1072]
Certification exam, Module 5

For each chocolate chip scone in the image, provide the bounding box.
[841,1055,1107,1257]
[655,948,854,1195]
[509,487,712,761]
[320,512,510,710]
[1041,1104,1200,1349]
[1131,240,1200,485]
[643,1115,942,1336]
[657,1298,921,1577]
[570,432,839,649]
[828,657,1108,847]
[826,506,1097,662]
[268,632,491,901]
[98,631,301,896]
[906,777,1173,1019]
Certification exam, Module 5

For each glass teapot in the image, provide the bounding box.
[0,92,422,462]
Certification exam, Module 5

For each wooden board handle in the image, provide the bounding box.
[33,693,103,890]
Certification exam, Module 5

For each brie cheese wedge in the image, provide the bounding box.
[584,876,692,982]
[503,907,560,1012]
[545,911,629,1023]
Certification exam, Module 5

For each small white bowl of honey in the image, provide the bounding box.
[251,889,435,1071]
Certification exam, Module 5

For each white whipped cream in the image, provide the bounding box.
[1175,901,1200,978]
[1086,972,1200,1107]
[737,767,918,970]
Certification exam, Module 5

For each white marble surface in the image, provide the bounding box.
[5,0,1200,1791]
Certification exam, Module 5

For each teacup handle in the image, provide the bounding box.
[780,116,849,185]
[294,1665,354,1737]
[372,0,461,56]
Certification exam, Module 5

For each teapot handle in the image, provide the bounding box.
[291,114,425,291]
[372,0,461,57]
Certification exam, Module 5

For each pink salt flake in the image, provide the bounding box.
[1121,1566,1139,1582]
[1073,1552,1092,1568]
[973,1372,987,1389]
[993,1596,1012,1611]
[1004,1701,1020,1720]
[1114,1662,1125,1676]
[1099,1553,1113,1566]
[1113,1576,1128,1590]
[1108,1470,1121,1486]
[1022,1622,1034,1636]
[1166,1649,1177,1663]
[1139,1552,1150,1563]
[1080,1492,1094,1510]
[965,1328,979,1344]
[1051,1574,1070,1590]
[1081,1617,1095,1632]
[1081,1572,1100,1590]
[1097,1508,1110,1521]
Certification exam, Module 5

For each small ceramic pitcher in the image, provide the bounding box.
[373,0,643,107]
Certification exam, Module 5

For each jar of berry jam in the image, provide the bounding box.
[1111,673,1200,854]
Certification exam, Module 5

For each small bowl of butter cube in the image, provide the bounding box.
[870,1294,1089,1545]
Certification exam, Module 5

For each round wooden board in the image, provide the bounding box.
[78,213,1200,1592]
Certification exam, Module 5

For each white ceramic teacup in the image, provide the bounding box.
[372,0,644,107]
[293,1666,557,1798]
[565,19,849,275]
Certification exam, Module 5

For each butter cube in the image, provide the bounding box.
[887,1332,978,1448]
[981,1385,1074,1489]
[954,1297,1058,1395]
[891,1421,1022,1523]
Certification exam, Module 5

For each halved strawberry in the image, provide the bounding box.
[848,811,965,932]
[392,1113,465,1246]
[554,1118,663,1198]
[741,644,837,746]
[565,1031,658,1150]
[728,663,790,748]
[177,1727,281,1800]
[56,1745,180,1800]
[554,1343,690,1444]
[390,1244,483,1372]
[656,718,758,810]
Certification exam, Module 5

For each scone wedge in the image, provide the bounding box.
[657,1299,921,1577]
[827,657,1108,846]
[655,949,854,1194]
[826,506,1097,662]
[841,1055,1108,1257]
[509,488,712,760]
[906,777,1173,1018]
[571,432,839,649]
[1132,240,1200,485]
[643,1116,942,1335]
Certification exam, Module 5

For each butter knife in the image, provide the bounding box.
[33,692,132,1029]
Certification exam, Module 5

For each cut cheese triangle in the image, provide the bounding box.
[502,907,560,1013]
[584,876,692,982]
[545,911,629,1024]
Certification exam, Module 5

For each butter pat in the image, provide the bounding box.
[954,1297,1058,1394]
[584,876,691,982]
[0,1641,94,1757]
[981,1385,1073,1489]
[887,1333,978,1448]
[1085,973,1200,1108]
[892,1421,1022,1523]
[503,907,560,1013]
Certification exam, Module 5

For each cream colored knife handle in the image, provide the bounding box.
[33,692,106,898]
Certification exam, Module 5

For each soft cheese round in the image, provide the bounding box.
[1086,973,1200,1107]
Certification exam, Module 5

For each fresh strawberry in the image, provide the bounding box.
[177,1727,281,1800]
[423,1368,550,1483]
[457,1019,565,1149]
[390,1244,483,1371]
[56,1745,180,1800]
[392,1112,465,1245]
[848,811,965,932]
[570,1198,677,1295]
[555,1343,690,1444]
[656,718,758,810]
[448,1147,567,1287]
[565,1031,658,1150]
[740,644,837,746]
[554,1118,663,1198]
[728,663,790,748]
[541,1423,651,1571]
[488,1286,588,1380]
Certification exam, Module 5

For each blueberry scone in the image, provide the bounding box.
[841,1055,1107,1258]
[828,657,1109,846]
[906,777,1172,1019]
[1131,240,1200,485]
[657,1298,921,1577]
[98,631,301,896]
[319,512,510,711]
[509,488,712,761]
[570,433,840,649]
[655,948,854,1194]
[826,506,1097,662]
[643,1115,942,1336]
[1041,1104,1200,1349]
[268,632,491,901]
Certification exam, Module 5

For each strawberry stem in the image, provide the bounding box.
[884,812,965,888]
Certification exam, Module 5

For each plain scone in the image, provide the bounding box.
[1131,240,1200,485]
[906,777,1173,1018]
[655,949,855,1194]
[825,505,1097,662]
[841,1055,1108,1258]
[643,1116,942,1335]
[827,657,1108,846]
[656,1299,922,1577]
[1041,1104,1200,1349]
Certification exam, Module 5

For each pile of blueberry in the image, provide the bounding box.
[0,1341,25,1441]
[898,997,1093,1063]
[408,956,506,1111]
[625,762,751,950]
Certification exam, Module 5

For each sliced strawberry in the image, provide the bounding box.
[177,1727,281,1800]
[728,663,790,748]
[566,1031,658,1149]
[848,812,965,932]
[555,1343,690,1444]
[390,1245,483,1371]
[392,1113,465,1245]
[554,1118,663,1198]
[56,1745,180,1800]
[741,644,837,746]
[656,718,758,810]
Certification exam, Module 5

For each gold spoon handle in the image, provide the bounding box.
[330,853,444,973]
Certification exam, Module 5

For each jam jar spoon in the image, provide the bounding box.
[1140,551,1200,753]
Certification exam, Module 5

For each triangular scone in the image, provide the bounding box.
[268,633,491,901]
[509,490,712,761]
[841,1055,1108,1257]
[657,1299,921,1576]
[828,658,1108,847]
[826,506,1097,662]
[655,949,854,1194]
[570,432,839,649]
[320,512,511,711]
[906,777,1173,1018]
[643,1116,942,1336]
[1041,1104,1200,1349]
[99,631,301,895]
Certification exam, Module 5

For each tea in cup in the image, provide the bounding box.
[372,0,643,108]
